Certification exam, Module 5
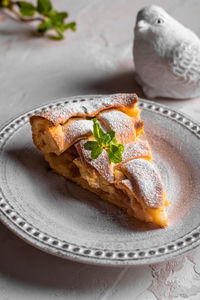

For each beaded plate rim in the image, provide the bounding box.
[0,94,200,266]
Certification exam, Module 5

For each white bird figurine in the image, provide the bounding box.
[133,5,200,99]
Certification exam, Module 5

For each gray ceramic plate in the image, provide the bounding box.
[0,95,200,266]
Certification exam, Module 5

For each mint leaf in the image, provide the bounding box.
[112,137,118,145]
[84,141,98,150]
[54,12,68,24]
[48,11,68,27]
[93,118,105,142]
[91,146,103,159]
[52,27,64,40]
[63,22,76,32]
[118,144,124,153]
[38,18,52,33]
[17,1,36,16]
[84,118,124,163]
[101,133,112,147]
[108,144,124,164]
[47,9,57,17]
[107,130,115,141]
[0,0,76,40]
[37,0,52,14]
[102,130,115,146]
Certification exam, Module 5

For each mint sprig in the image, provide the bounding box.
[84,118,124,163]
[0,0,76,40]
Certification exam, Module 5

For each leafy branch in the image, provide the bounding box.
[84,118,124,164]
[0,0,76,40]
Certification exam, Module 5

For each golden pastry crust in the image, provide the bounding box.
[30,93,138,126]
[120,140,151,164]
[120,159,165,209]
[75,140,115,184]
[98,109,136,145]
[30,94,142,156]
[30,93,169,227]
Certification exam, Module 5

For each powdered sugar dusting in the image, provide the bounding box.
[121,140,151,162]
[37,94,138,125]
[75,140,114,183]
[63,119,93,147]
[122,159,164,208]
[98,109,136,144]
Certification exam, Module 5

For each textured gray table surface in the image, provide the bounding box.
[1,0,200,299]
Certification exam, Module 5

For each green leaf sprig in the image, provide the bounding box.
[84,118,124,164]
[0,0,76,40]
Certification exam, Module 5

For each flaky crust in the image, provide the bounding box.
[30,93,169,227]
[75,139,115,184]
[121,159,165,209]
[30,94,141,155]
[30,94,138,126]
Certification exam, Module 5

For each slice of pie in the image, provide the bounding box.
[30,94,170,227]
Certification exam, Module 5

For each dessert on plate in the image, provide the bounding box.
[30,94,170,227]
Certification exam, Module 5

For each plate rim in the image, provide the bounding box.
[1,94,200,266]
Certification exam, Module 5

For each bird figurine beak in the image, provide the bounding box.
[136,20,149,32]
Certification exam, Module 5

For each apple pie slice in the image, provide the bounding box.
[30,94,170,227]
